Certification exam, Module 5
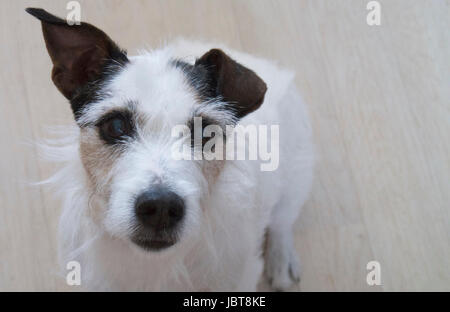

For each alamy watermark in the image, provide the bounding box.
[66,260,81,286]
[171,117,280,172]
[366,260,381,286]
[366,1,381,26]
[66,260,383,287]
[66,1,81,25]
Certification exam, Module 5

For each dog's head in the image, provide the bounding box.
[28,8,266,252]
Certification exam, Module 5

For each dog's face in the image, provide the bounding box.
[28,8,266,252]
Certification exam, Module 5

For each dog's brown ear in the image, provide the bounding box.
[26,8,127,100]
[195,49,267,118]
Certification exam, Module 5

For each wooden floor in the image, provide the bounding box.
[0,0,449,291]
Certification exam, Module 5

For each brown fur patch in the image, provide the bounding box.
[79,127,118,194]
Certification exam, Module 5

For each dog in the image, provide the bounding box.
[27,8,314,291]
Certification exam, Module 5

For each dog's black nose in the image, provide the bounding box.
[134,187,185,231]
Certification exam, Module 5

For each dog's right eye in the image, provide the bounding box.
[98,112,133,144]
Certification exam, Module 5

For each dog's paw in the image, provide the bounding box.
[265,247,301,291]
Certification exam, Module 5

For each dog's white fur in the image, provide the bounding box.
[41,39,314,291]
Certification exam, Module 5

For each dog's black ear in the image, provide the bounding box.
[26,8,127,100]
[195,49,267,119]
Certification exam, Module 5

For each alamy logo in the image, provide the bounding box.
[366,261,381,286]
[171,117,280,172]
[66,261,81,286]
[366,1,381,26]
[66,1,81,25]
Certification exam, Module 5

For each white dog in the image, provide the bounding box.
[27,8,313,291]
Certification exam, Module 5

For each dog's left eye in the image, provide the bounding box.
[99,113,133,143]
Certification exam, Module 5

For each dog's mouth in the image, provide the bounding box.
[131,236,177,251]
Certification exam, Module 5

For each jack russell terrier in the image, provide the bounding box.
[27,8,313,291]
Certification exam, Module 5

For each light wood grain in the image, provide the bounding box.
[0,0,449,291]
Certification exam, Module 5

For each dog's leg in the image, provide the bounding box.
[264,222,301,291]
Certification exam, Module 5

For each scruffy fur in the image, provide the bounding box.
[34,17,313,290]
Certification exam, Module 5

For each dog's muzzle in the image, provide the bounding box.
[132,185,185,251]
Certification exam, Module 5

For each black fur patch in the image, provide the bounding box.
[171,59,244,119]
[26,7,67,24]
[171,60,216,101]
[187,115,219,148]
[71,54,129,120]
